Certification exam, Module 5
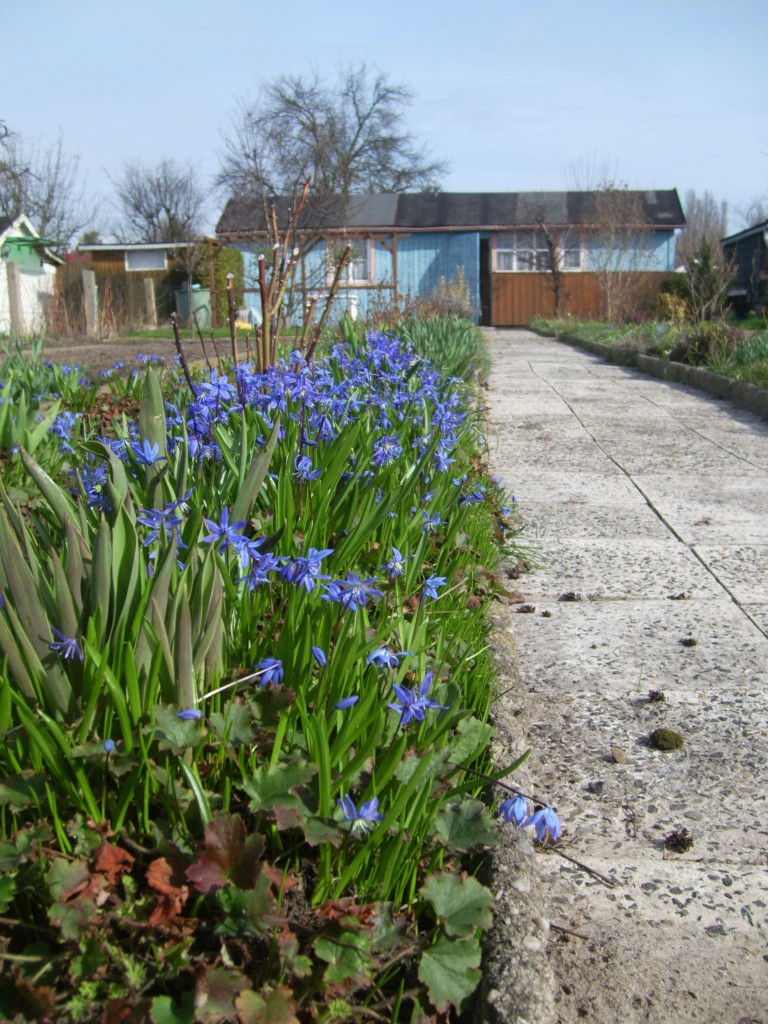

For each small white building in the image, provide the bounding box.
[0,214,62,336]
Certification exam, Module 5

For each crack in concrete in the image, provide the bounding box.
[533,367,768,642]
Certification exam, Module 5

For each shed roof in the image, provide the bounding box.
[217,189,685,237]
[721,219,768,247]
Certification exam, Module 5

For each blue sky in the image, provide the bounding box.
[4,0,767,235]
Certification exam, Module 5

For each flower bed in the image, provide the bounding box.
[0,327,555,1022]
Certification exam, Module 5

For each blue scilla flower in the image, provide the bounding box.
[279,547,333,592]
[311,646,327,667]
[336,794,385,836]
[366,647,409,670]
[202,507,247,554]
[387,672,449,727]
[523,806,562,843]
[371,434,402,468]
[422,574,447,602]
[498,795,528,826]
[49,627,83,662]
[322,572,384,612]
[177,708,203,720]
[335,695,359,710]
[293,454,322,482]
[131,439,166,466]
[254,657,284,687]
[382,547,412,579]
[422,510,445,534]
[102,738,116,754]
[199,370,238,404]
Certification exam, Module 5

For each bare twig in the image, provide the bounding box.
[191,309,214,372]
[552,848,618,888]
[550,921,589,940]
[171,313,197,397]
[226,273,239,365]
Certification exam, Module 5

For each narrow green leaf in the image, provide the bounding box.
[89,516,112,640]
[19,447,80,536]
[231,418,281,525]
[174,587,195,712]
[138,367,167,456]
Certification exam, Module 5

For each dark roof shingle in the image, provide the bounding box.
[217,189,685,236]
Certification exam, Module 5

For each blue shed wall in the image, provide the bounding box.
[586,229,677,273]
[240,233,483,323]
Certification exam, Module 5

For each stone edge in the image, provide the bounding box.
[474,609,556,1024]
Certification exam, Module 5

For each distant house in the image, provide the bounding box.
[69,241,200,328]
[0,214,62,335]
[216,190,685,326]
[721,220,768,314]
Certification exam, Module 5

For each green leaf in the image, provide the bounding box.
[231,418,281,525]
[242,762,317,813]
[0,772,46,810]
[0,871,17,913]
[49,898,97,940]
[420,872,494,937]
[46,857,90,902]
[150,991,196,1024]
[215,876,277,937]
[139,367,167,457]
[432,798,498,852]
[89,515,112,641]
[448,716,493,766]
[418,934,482,1013]
[209,702,255,746]
[152,705,206,751]
[19,447,81,535]
[234,985,299,1024]
[314,930,371,986]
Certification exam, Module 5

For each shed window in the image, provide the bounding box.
[495,231,582,272]
[125,249,167,272]
[329,239,372,285]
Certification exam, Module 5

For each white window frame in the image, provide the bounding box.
[328,238,374,286]
[124,248,168,273]
[494,231,584,272]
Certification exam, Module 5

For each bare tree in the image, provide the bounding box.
[587,182,652,321]
[737,194,768,229]
[110,158,208,243]
[676,189,728,265]
[0,125,95,249]
[217,64,446,232]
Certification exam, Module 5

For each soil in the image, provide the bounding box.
[20,335,232,378]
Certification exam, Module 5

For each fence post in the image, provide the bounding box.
[6,261,25,335]
[144,277,157,327]
[82,268,98,337]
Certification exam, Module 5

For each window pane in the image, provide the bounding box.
[345,241,369,283]
[562,248,581,269]
[125,249,166,272]
[497,251,515,271]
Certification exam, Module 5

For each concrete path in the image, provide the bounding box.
[485,330,768,1024]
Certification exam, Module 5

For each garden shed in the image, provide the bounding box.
[721,219,768,314]
[216,189,685,325]
[0,214,61,336]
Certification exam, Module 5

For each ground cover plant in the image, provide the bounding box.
[0,318,556,1022]
[530,316,768,390]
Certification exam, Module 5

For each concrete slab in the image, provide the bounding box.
[515,501,673,541]
[509,598,768,693]
[516,538,725,601]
